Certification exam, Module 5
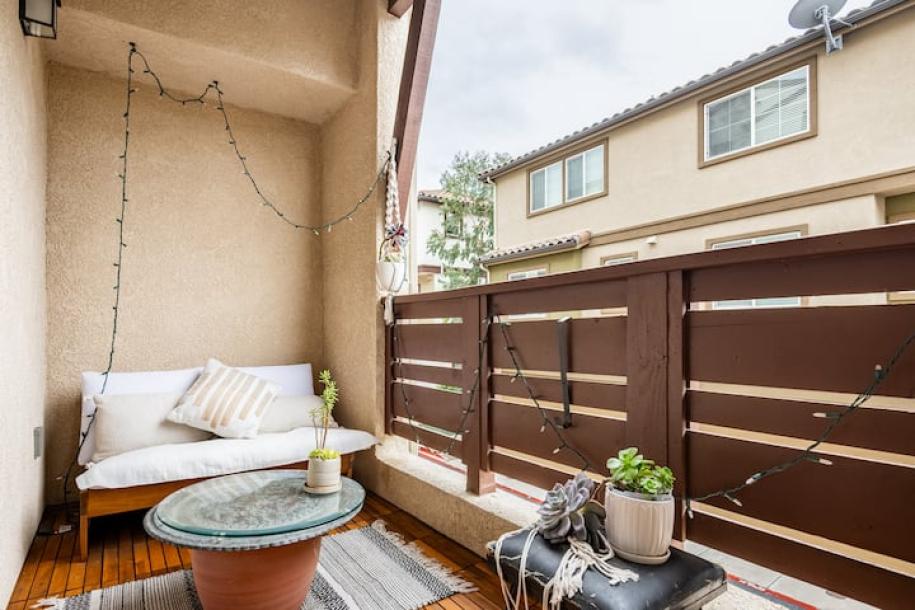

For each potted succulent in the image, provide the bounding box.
[604,447,675,564]
[306,370,342,493]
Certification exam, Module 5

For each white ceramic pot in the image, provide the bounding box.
[306,456,341,493]
[604,487,674,564]
[376,261,406,293]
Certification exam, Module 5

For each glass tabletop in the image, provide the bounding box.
[156,471,364,537]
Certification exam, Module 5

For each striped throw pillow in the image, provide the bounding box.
[167,359,279,438]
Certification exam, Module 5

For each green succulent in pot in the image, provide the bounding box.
[606,447,675,498]
[604,447,677,564]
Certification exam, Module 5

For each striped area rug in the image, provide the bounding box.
[35,521,476,610]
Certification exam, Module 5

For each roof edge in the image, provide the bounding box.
[480,0,912,181]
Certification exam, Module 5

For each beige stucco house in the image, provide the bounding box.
[482,0,915,290]
[408,190,446,292]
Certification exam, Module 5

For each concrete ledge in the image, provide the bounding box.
[354,437,534,556]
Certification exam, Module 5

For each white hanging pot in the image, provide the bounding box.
[376,260,406,293]
[306,456,342,494]
[604,487,674,564]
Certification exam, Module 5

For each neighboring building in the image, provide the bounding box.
[408,189,447,293]
[481,0,915,300]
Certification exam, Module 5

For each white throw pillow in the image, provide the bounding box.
[168,359,280,438]
[91,393,212,462]
[258,395,340,434]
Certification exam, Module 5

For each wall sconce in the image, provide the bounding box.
[20,0,60,39]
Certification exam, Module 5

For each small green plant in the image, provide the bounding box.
[309,370,339,460]
[309,447,341,460]
[606,447,675,497]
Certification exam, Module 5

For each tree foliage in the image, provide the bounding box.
[427,150,510,289]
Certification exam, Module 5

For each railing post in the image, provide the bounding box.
[625,272,670,464]
[384,303,394,436]
[462,294,495,494]
[667,271,688,542]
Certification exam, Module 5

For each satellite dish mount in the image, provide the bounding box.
[789,0,850,55]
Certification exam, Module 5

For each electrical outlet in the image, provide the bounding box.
[33,426,43,459]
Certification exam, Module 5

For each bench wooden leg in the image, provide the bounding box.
[79,493,89,561]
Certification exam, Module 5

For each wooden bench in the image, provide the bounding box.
[79,453,354,560]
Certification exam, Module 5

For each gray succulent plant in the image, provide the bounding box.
[536,473,594,544]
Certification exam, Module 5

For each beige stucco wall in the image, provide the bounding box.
[44,63,323,503]
[0,0,48,603]
[489,249,583,283]
[46,0,359,123]
[581,194,884,266]
[493,6,915,249]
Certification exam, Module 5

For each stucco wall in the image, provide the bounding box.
[489,249,583,283]
[493,7,915,248]
[44,63,323,503]
[0,0,48,603]
[581,195,884,266]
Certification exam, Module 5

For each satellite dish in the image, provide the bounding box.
[789,0,850,54]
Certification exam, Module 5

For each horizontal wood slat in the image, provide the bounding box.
[689,304,915,397]
[491,374,626,412]
[690,248,915,302]
[688,512,914,610]
[394,298,463,320]
[391,420,462,454]
[490,401,621,472]
[391,383,464,432]
[490,280,626,315]
[489,451,582,492]
[690,390,915,456]
[688,432,915,563]
[393,362,462,388]
[490,317,626,376]
[394,323,463,363]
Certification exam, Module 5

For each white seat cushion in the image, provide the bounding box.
[76,427,377,490]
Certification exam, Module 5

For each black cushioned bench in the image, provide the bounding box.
[488,530,727,610]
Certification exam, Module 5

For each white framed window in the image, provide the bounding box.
[565,145,605,202]
[529,143,606,213]
[704,66,810,161]
[530,162,562,212]
[711,231,802,309]
[507,268,547,281]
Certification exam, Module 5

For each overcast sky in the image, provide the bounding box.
[416,0,871,188]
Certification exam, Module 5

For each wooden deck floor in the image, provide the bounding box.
[6,493,509,610]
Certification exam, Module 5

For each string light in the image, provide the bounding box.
[391,317,492,458]
[125,44,392,235]
[59,41,395,518]
[686,331,914,512]
[497,321,594,472]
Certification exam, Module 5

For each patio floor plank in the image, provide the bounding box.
[5,493,509,610]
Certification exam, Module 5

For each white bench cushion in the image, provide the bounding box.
[79,363,314,465]
[76,426,376,490]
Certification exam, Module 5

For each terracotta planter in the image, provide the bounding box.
[376,261,406,293]
[306,456,341,493]
[604,487,674,564]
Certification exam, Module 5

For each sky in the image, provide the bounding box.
[416,0,873,188]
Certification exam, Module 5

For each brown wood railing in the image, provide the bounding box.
[385,223,915,608]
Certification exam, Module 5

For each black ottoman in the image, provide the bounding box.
[488,530,727,610]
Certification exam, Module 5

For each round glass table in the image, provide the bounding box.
[144,470,364,610]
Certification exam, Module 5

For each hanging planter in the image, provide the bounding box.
[603,447,675,564]
[378,143,408,294]
[376,259,406,293]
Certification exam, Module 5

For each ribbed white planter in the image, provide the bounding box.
[604,487,674,564]
[306,456,341,493]
[376,261,406,293]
